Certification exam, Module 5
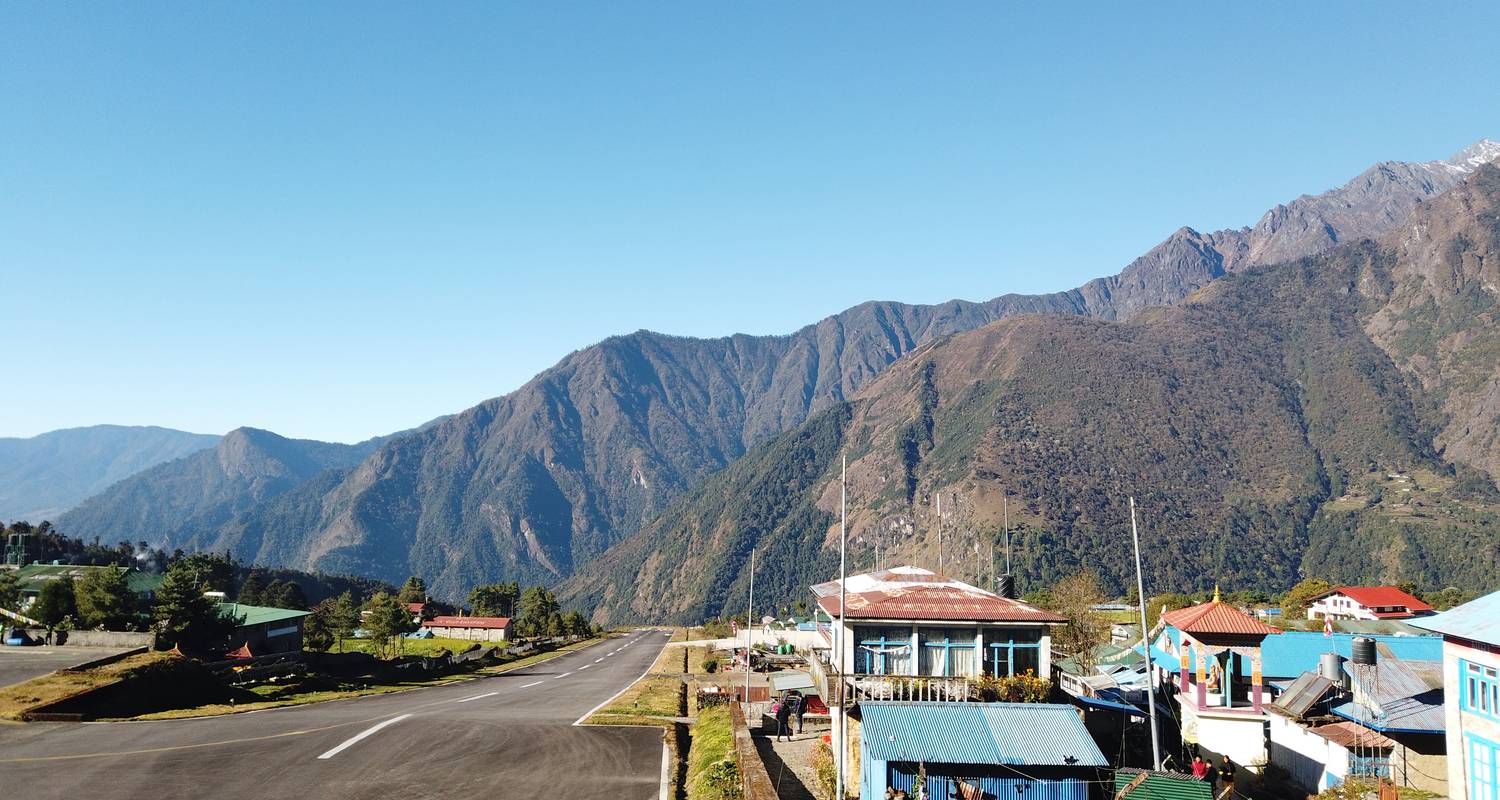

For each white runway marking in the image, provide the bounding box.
[595,657,604,662]
[456,692,498,703]
[579,664,591,670]
[520,681,543,688]
[317,714,412,759]
[558,671,573,678]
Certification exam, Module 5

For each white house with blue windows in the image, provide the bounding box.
[1410,589,1500,800]
[812,566,1065,700]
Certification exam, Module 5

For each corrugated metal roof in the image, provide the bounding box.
[426,615,511,629]
[858,702,1107,767]
[1334,657,1445,733]
[1407,589,1500,646]
[813,566,1066,623]
[1310,721,1396,749]
[1163,599,1280,637]
[216,602,310,626]
[1115,769,1214,800]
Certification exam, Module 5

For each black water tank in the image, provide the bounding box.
[1352,636,1377,666]
[997,574,1017,599]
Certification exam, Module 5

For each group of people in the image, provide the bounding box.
[1191,753,1235,793]
[772,690,806,741]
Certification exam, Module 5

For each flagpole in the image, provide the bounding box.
[836,455,848,800]
[744,547,754,707]
[1130,496,1162,770]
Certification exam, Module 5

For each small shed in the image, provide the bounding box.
[217,603,310,654]
[856,702,1107,800]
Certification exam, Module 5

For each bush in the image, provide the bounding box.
[702,657,719,674]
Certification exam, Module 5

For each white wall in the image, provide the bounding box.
[1184,707,1269,770]
[1442,639,1500,800]
[1268,713,1346,792]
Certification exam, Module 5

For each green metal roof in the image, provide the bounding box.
[217,603,310,626]
[1115,769,1213,800]
[12,564,160,595]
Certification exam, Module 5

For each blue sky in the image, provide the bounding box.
[4,2,1498,443]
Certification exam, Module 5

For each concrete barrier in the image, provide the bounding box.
[53,630,156,649]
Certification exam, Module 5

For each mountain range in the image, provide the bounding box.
[0,426,219,523]
[32,140,1500,615]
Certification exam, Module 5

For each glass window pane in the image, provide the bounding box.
[1014,647,1040,676]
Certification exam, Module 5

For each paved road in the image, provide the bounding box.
[0,630,672,800]
[0,646,136,689]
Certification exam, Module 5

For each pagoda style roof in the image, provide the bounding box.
[1163,592,1280,638]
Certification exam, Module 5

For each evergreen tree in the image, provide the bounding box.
[237,572,266,606]
[75,566,135,630]
[153,560,239,651]
[517,585,561,638]
[304,598,337,652]
[0,570,19,612]
[171,552,235,593]
[34,577,77,627]
[1280,577,1334,617]
[275,580,309,611]
[364,592,412,659]
[467,581,520,617]
[331,591,359,652]
[396,576,428,605]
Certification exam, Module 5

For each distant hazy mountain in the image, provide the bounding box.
[0,425,219,523]
[76,140,1500,600]
[567,164,1500,623]
[58,427,384,548]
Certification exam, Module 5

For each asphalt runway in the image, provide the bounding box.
[0,630,673,800]
[0,645,136,689]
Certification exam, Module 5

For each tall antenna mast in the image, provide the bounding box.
[936,493,943,574]
[1130,496,1162,770]
[1004,494,1011,574]
[836,455,848,800]
[744,547,755,706]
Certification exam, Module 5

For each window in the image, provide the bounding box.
[1470,735,1500,800]
[853,626,912,676]
[1463,660,1500,722]
[920,628,978,677]
[986,628,1043,677]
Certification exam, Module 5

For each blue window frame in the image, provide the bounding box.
[986,628,1041,677]
[1462,660,1500,722]
[920,628,978,677]
[853,626,912,676]
[1468,733,1499,800]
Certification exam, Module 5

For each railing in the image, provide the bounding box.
[846,673,973,702]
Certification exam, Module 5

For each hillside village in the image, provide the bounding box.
[3,518,1496,800]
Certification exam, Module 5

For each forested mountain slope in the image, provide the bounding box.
[0,425,219,523]
[566,165,1500,624]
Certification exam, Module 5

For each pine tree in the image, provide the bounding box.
[237,572,266,606]
[397,576,427,605]
[0,571,20,612]
[153,561,238,652]
[75,566,135,630]
[34,577,77,628]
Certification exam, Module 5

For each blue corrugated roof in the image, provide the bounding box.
[1076,695,1146,717]
[1407,590,1500,646]
[858,702,1107,767]
[1159,627,1442,678]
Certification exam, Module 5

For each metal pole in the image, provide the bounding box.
[936,493,943,574]
[1130,496,1162,770]
[745,547,754,707]
[836,455,848,800]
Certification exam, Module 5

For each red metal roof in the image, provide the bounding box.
[1320,586,1433,614]
[1310,721,1395,750]
[406,602,426,613]
[426,615,511,629]
[815,585,1065,623]
[1162,599,1280,637]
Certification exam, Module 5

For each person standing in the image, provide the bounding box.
[774,695,793,741]
[1191,755,1208,780]
[791,691,805,735]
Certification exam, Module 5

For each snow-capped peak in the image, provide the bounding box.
[1441,138,1500,173]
